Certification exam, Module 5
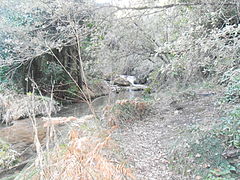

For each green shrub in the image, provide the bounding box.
[0,139,20,170]
[143,87,152,94]
[223,69,240,103]
[190,135,233,179]
[0,66,10,83]
[41,61,68,84]
[219,107,240,149]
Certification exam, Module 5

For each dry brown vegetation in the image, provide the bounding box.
[103,99,150,127]
[0,90,59,124]
[39,131,134,180]
[14,115,135,180]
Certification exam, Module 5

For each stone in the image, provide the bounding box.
[104,74,116,81]
[87,79,110,98]
[113,77,131,86]
[134,76,148,85]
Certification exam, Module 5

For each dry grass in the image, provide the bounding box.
[15,116,135,180]
[41,131,134,180]
[0,90,59,124]
[103,99,150,127]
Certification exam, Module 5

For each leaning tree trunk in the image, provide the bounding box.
[60,46,83,89]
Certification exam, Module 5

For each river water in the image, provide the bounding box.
[57,90,143,118]
[57,75,147,117]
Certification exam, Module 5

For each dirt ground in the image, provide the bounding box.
[112,88,226,180]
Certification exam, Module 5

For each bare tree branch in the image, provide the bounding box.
[107,2,238,11]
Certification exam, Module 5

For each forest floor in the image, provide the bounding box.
[112,87,230,179]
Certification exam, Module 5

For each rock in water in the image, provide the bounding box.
[113,77,131,86]
[134,76,147,85]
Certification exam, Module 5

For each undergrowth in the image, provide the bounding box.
[222,68,240,103]
[103,99,150,127]
[0,90,59,124]
[167,66,240,179]
[169,106,240,179]
[170,128,239,179]
[33,132,133,179]
[218,106,240,149]
[13,115,135,180]
[0,139,20,171]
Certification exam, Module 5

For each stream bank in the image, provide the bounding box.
[1,82,238,179]
[0,75,147,179]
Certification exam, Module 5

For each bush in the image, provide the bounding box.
[103,99,150,127]
[0,139,20,170]
[15,126,135,179]
[0,66,10,83]
[0,90,60,123]
[169,106,240,179]
[223,69,240,103]
[219,106,240,149]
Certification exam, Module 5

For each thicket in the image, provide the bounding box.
[96,0,240,90]
[103,99,150,127]
[0,0,101,101]
[1,0,240,96]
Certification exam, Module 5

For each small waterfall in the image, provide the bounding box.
[119,75,148,99]
[120,75,136,86]
[120,75,148,89]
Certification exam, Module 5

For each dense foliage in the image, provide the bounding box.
[0,0,98,99]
